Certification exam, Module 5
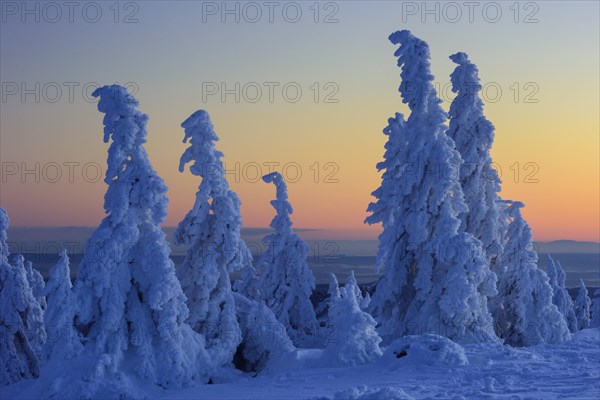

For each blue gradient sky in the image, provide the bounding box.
[1,1,599,241]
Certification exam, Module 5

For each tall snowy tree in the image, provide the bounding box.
[316,273,341,321]
[11,255,46,356]
[365,30,497,344]
[174,109,251,368]
[575,279,591,330]
[0,208,40,385]
[258,172,318,347]
[590,289,600,328]
[42,250,81,360]
[0,208,8,264]
[495,201,570,346]
[25,260,46,311]
[447,52,503,272]
[546,255,578,332]
[315,273,342,346]
[321,272,382,366]
[74,85,209,387]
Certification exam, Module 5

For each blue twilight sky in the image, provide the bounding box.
[1,1,599,242]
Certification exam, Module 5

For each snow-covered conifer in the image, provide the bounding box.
[575,279,591,330]
[12,255,46,355]
[74,85,208,387]
[41,250,81,360]
[0,208,40,385]
[448,52,503,271]
[316,273,341,321]
[258,172,318,347]
[174,109,251,368]
[25,260,46,311]
[322,272,382,366]
[495,201,570,346]
[365,30,497,344]
[590,289,600,328]
[546,255,578,332]
[315,273,342,346]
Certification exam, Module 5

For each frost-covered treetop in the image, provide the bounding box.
[449,52,482,94]
[262,172,293,235]
[389,30,441,112]
[174,109,250,272]
[448,51,495,158]
[179,110,225,188]
[92,85,168,224]
[0,208,9,263]
[505,200,538,262]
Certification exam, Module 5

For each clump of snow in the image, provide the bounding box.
[232,292,295,373]
[320,272,382,367]
[377,334,469,368]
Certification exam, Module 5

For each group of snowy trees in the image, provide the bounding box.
[0,85,378,388]
[365,30,597,348]
[1,31,599,391]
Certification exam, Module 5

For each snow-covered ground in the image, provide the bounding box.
[8,329,597,400]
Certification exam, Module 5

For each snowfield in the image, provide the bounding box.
[7,330,597,399]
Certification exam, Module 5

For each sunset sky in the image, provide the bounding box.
[1,1,598,242]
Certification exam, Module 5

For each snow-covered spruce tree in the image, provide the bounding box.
[495,201,570,346]
[546,255,578,332]
[316,273,341,322]
[41,249,81,360]
[258,172,318,347]
[575,279,591,330]
[365,30,497,344]
[315,273,341,346]
[25,260,46,311]
[322,272,382,366]
[448,52,503,272]
[12,255,46,356]
[174,109,251,368]
[0,208,8,264]
[590,289,600,328]
[0,208,40,385]
[74,85,209,387]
